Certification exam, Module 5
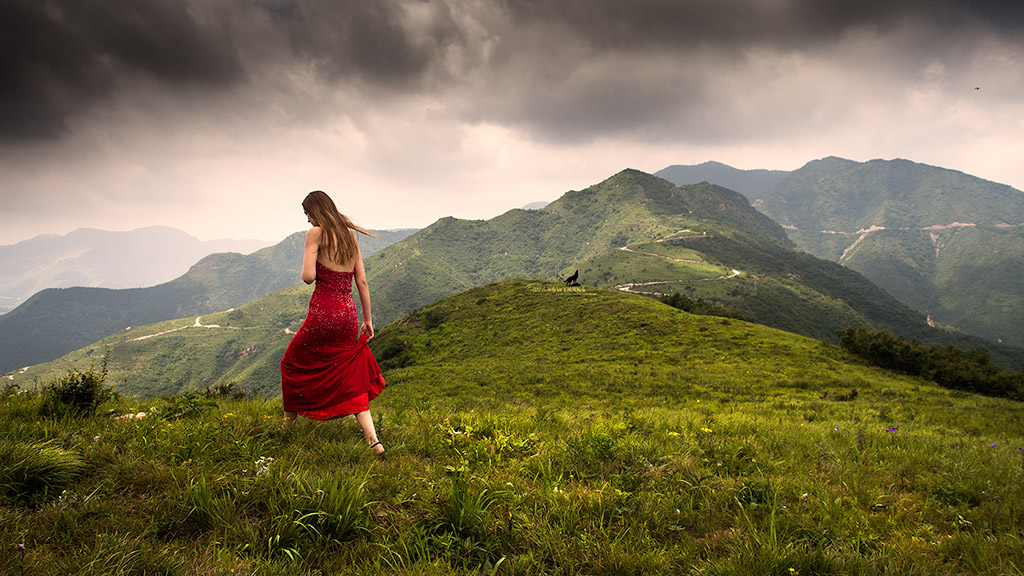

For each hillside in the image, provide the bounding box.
[364,169,1024,369]
[752,157,1024,349]
[4,279,1023,574]
[0,229,415,374]
[0,226,271,314]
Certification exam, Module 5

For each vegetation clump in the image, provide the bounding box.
[838,327,1024,400]
[0,441,86,506]
[38,352,113,417]
[659,290,751,321]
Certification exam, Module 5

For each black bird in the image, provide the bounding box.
[564,270,579,285]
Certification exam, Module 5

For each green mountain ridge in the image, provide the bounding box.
[0,278,944,401]
[13,169,1023,397]
[0,229,415,374]
[751,157,1024,348]
[365,168,1024,368]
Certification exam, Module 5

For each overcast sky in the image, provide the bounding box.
[2,0,1023,245]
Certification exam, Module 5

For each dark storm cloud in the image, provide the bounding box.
[498,0,908,51]
[259,0,462,87]
[468,0,1024,143]
[3,0,1023,145]
[0,0,470,142]
[0,0,242,141]
[497,0,1022,50]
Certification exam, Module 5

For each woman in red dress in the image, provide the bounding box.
[280,190,386,455]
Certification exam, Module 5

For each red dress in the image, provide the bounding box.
[280,262,385,420]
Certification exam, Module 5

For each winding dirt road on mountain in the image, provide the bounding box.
[612,240,742,296]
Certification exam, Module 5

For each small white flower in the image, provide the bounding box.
[254,456,275,477]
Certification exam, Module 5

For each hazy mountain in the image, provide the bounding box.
[656,161,790,203]
[0,228,416,374]
[752,157,1024,349]
[0,226,272,314]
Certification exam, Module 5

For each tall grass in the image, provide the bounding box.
[5,383,1021,575]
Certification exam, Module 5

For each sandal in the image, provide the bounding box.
[369,440,385,456]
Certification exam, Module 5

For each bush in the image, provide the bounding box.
[39,352,113,417]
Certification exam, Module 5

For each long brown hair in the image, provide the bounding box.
[302,190,376,265]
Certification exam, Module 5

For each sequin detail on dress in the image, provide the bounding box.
[280,262,385,420]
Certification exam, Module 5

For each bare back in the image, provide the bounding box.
[317,229,359,273]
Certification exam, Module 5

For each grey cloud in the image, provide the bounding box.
[460,0,1024,143]
[3,0,1023,146]
[496,0,917,52]
[260,0,465,87]
[0,0,242,142]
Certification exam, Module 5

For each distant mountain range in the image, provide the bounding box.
[7,158,1024,384]
[657,157,1024,350]
[0,228,416,374]
[11,167,1023,396]
[361,168,1022,368]
[0,227,272,314]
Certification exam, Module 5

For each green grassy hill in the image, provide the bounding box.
[4,279,1023,574]
[751,157,1024,348]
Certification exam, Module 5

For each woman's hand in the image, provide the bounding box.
[360,320,374,340]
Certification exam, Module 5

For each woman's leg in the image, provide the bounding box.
[355,410,384,454]
[283,409,297,422]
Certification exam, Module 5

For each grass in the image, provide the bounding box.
[3,280,1024,574]
[3,392,1022,575]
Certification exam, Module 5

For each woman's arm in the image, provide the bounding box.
[301,227,321,284]
[352,240,374,339]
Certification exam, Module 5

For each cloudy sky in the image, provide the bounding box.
[2,0,1023,245]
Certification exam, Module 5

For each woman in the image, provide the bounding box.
[280,190,386,455]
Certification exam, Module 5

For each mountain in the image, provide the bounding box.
[655,161,790,203]
[0,226,272,314]
[0,229,416,374]
[361,169,1023,369]
[751,157,1024,349]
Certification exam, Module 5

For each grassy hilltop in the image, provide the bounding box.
[3,280,1023,575]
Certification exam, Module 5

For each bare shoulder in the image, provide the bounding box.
[306,226,322,242]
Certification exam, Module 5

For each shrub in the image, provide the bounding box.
[159,391,218,421]
[39,352,113,417]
